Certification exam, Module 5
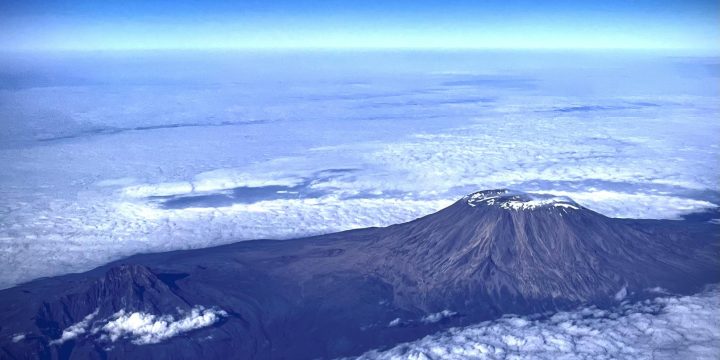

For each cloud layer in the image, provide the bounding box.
[356,286,720,360]
[0,53,718,289]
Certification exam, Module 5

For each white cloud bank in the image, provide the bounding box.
[0,55,718,289]
[99,306,227,345]
[1,94,718,289]
[50,310,99,345]
[355,286,720,360]
[421,310,458,324]
[49,306,226,346]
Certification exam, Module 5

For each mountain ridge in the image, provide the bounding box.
[1,189,718,359]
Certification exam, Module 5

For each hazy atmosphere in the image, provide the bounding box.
[2,0,718,50]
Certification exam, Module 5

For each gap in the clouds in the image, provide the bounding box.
[439,74,538,89]
[352,95,497,109]
[35,119,274,142]
[541,102,661,113]
[153,184,325,209]
[151,169,359,209]
[546,105,659,113]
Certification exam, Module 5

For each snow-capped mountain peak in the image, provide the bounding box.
[1,191,717,360]
[465,189,580,211]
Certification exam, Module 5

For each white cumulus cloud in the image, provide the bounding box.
[421,310,458,324]
[46,306,226,346]
[50,309,99,345]
[98,306,227,345]
[355,286,720,360]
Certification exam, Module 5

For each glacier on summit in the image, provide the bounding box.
[466,189,580,210]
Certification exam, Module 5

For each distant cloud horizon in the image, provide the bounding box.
[0,0,718,52]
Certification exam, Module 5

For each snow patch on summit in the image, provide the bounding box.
[500,198,579,211]
[466,190,580,211]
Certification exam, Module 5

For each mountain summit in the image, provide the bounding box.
[465,189,581,210]
[1,190,718,359]
[375,189,718,313]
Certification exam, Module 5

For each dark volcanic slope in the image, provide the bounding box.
[1,190,719,359]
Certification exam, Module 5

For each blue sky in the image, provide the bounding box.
[0,0,718,51]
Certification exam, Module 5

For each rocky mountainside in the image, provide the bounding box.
[1,190,718,359]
